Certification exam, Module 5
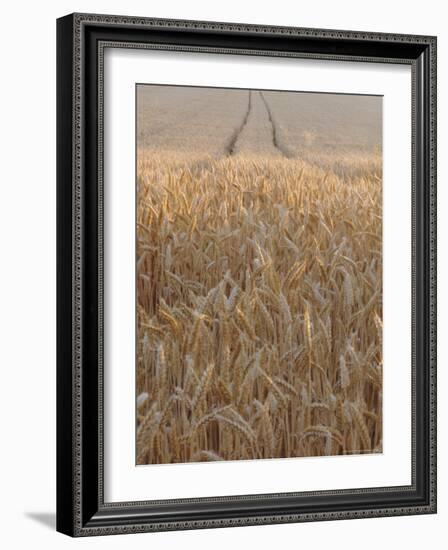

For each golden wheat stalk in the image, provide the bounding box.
[136,150,382,464]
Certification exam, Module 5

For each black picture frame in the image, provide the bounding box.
[57,13,437,537]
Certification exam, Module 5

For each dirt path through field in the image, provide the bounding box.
[230,91,285,157]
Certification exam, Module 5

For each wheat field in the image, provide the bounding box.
[136,86,382,465]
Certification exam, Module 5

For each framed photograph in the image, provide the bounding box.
[56,13,437,536]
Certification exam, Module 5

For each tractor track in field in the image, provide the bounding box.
[226,90,252,156]
[259,91,290,157]
[227,90,289,157]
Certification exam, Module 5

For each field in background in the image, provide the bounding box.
[136,85,382,464]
